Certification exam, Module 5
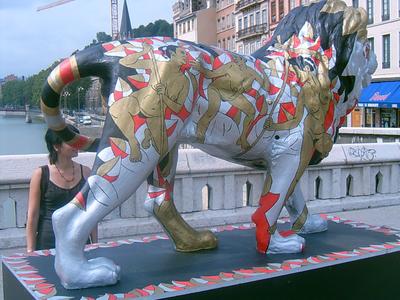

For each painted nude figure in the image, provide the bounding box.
[40,0,377,289]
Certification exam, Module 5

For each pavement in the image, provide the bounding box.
[1,204,400,299]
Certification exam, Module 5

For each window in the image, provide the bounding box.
[218,40,221,48]
[227,37,231,50]
[382,0,390,21]
[250,14,254,27]
[271,1,277,23]
[222,16,225,30]
[289,0,295,10]
[368,37,374,52]
[244,16,248,28]
[239,45,243,54]
[367,0,374,24]
[278,0,284,19]
[217,19,221,31]
[382,34,390,68]
[187,20,190,31]
[223,39,226,49]
[231,13,235,26]
[227,14,231,28]
[238,18,242,31]
[192,19,194,30]
[256,11,260,25]
[262,9,267,24]
[352,0,359,7]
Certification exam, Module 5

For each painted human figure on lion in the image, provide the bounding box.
[40,0,377,289]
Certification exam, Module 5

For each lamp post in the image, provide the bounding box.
[77,86,84,116]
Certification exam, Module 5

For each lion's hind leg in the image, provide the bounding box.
[286,185,327,234]
[145,146,218,252]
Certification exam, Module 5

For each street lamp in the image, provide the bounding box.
[62,90,71,115]
[77,86,84,116]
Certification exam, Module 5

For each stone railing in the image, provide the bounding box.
[1,143,400,249]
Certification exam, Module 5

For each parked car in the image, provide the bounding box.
[82,115,92,125]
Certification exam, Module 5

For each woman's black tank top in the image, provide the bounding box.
[36,164,85,250]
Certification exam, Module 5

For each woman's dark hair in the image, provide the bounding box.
[45,124,79,164]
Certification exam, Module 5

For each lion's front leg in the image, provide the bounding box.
[252,130,314,254]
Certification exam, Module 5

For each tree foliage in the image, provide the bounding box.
[0,19,173,109]
[133,19,173,38]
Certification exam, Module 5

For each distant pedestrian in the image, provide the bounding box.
[26,125,97,252]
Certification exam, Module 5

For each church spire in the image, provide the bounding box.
[119,0,134,40]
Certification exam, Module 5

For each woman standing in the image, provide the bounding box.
[26,125,97,252]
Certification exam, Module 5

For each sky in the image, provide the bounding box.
[0,0,175,78]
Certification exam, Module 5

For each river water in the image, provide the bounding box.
[0,116,48,155]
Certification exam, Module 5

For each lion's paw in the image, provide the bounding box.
[297,214,327,234]
[267,231,305,254]
[56,257,120,289]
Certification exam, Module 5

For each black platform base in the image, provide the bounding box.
[3,215,400,299]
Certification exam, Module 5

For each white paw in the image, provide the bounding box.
[56,257,121,289]
[267,231,305,254]
[298,214,328,234]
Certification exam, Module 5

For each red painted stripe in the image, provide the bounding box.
[103,175,118,183]
[268,83,280,95]
[226,106,239,119]
[202,53,211,64]
[59,59,75,85]
[246,88,257,98]
[251,192,280,253]
[128,77,149,90]
[114,90,123,101]
[102,43,115,51]
[278,106,288,123]
[69,135,89,150]
[256,95,264,112]
[132,114,146,133]
[166,120,178,137]
[75,192,86,210]
[110,139,128,158]
[281,102,296,116]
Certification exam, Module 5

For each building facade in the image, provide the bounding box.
[173,0,217,45]
[235,0,269,55]
[344,0,400,128]
[216,0,236,51]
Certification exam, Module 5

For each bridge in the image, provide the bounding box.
[1,143,400,251]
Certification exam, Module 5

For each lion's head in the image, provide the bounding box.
[254,0,377,109]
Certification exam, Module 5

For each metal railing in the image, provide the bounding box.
[237,23,267,40]
[235,0,263,11]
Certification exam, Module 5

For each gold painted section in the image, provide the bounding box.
[269,223,277,234]
[292,206,309,232]
[40,100,60,116]
[320,0,346,14]
[97,157,119,177]
[70,55,80,80]
[343,7,368,37]
[49,122,67,132]
[47,66,64,94]
[153,200,218,252]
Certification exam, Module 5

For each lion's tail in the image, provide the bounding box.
[40,45,110,152]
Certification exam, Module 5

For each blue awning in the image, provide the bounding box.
[358,81,400,108]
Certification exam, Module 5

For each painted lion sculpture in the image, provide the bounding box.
[40,0,377,289]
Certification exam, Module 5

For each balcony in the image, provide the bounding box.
[237,23,268,40]
[235,0,263,11]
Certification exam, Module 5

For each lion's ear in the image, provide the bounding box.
[343,7,367,39]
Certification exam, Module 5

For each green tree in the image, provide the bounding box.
[133,19,173,37]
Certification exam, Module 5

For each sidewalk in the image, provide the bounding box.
[1,205,400,299]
